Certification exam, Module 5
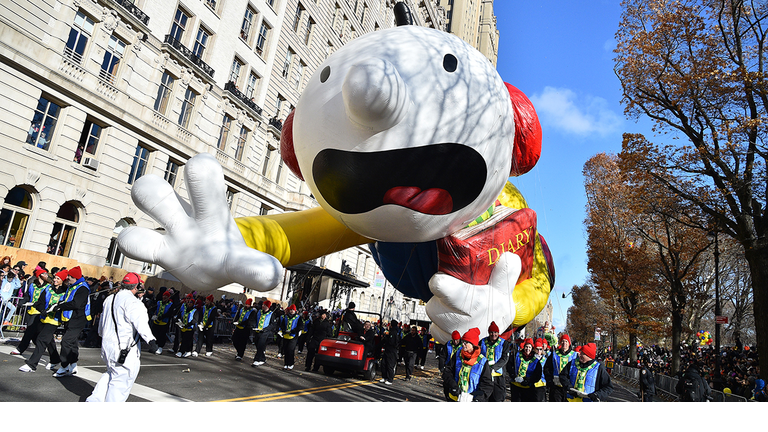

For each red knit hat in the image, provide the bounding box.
[34,268,46,278]
[55,269,69,281]
[195,299,203,307]
[245,298,253,306]
[524,338,534,347]
[461,328,481,347]
[451,330,461,341]
[535,338,544,348]
[185,293,194,300]
[559,334,572,348]
[581,343,597,360]
[162,291,171,298]
[488,321,499,333]
[575,346,582,353]
[262,300,272,308]
[206,295,215,302]
[286,304,297,312]
[68,266,82,280]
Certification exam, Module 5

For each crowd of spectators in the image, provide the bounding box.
[611,342,760,399]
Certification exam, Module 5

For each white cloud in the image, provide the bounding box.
[529,87,622,137]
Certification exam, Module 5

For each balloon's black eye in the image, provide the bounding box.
[443,54,458,72]
[320,66,331,83]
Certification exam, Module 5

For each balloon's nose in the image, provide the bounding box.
[342,57,410,131]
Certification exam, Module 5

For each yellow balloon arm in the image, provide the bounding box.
[235,207,372,267]
[511,234,553,327]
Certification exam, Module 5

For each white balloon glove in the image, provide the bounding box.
[426,252,521,343]
[117,153,283,292]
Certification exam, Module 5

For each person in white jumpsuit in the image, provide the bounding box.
[86,273,158,402]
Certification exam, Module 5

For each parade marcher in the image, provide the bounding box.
[379,320,401,385]
[18,269,68,372]
[638,357,656,401]
[305,309,332,372]
[401,325,422,381]
[543,334,577,402]
[232,299,255,360]
[174,294,198,358]
[1,264,22,326]
[279,304,303,369]
[561,342,614,402]
[417,327,430,370]
[675,361,711,402]
[85,273,158,402]
[54,266,91,378]
[361,321,375,358]
[251,300,278,366]
[480,321,509,402]
[195,295,219,357]
[149,291,176,354]
[510,338,545,401]
[297,310,311,353]
[446,330,462,360]
[443,328,493,402]
[11,268,50,355]
[340,301,364,336]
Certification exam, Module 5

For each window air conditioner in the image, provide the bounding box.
[83,157,100,170]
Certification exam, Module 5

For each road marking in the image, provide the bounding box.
[1,345,191,402]
[88,363,190,368]
[214,380,377,402]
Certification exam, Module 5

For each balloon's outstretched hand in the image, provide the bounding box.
[117,153,283,292]
[426,252,521,343]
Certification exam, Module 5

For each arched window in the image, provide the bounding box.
[47,201,80,257]
[0,187,34,248]
[370,294,375,312]
[106,218,133,267]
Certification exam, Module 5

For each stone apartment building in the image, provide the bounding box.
[0,0,494,325]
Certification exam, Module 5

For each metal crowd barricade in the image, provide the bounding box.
[614,364,750,401]
[214,316,234,342]
[0,295,28,339]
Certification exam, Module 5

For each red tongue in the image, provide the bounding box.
[383,186,453,215]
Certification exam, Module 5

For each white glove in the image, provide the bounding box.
[23,302,33,307]
[151,315,157,321]
[514,376,524,383]
[198,324,204,331]
[46,304,57,314]
[117,154,283,293]
[426,252,521,343]
[233,321,239,326]
[570,388,589,399]
[457,392,473,403]
[277,331,283,337]
[176,320,183,327]
[488,360,495,366]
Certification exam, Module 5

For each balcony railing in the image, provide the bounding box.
[163,34,215,80]
[269,117,283,131]
[224,81,263,116]
[113,0,150,26]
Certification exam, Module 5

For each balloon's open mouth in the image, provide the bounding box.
[312,143,487,215]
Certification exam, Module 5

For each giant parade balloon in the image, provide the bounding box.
[117,2,553,344]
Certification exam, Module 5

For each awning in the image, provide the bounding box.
[285,263,370,288]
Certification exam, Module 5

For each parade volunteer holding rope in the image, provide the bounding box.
[86,273,158,402]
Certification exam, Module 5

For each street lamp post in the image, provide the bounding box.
[712,229,722,391]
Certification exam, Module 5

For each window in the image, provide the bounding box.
[292,4,304,32]
[361,5,367,25]
[304,18,315,45]
[99,35,126,84]
[293,61,305,90]
[259,205,269,216]
[164,159,180,187]
[106,218,132,267]
[178,87,196,128]
[235,126,248,160]
[64,10,94,64]
[170,7,189,42]
[256,21,270,56]
[74,120,102,163]
[128,144,151,185]
[282,49,293,78]
[154,71,174,115]
[333,4,342,32]
[275,159,283,182]
[241,6,256,42]
[246,72,259,99]
[205,0,217,11]
[47,202,79,257]
[26,96,61,151]
[262,147,271,176]
[0,187,33,248]
[229,58,244,84]
[326,41,334,58]
[193,27,211,59]
[217,114,232,150]
[226,189,235,210]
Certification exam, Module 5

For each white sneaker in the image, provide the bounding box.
[252,361,260,367]
[155,348,163,355]
[183,352,192,358]
[287,365,294,370]
[69,363,77,375]
[385,381,393,385]
[19,364,34,373]
[277,353,282,358]
[379,378,386,383]
[175,352,183,358]
[205,352,213,357]
[419,365,425,370]
[10,349,22,356]
[53,365,70,378]
[191,352,199,357]
[284,365,288,369]
[235,356,242,361]
[46,363,59,371]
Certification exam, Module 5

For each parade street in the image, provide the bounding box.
[0,342,641,402]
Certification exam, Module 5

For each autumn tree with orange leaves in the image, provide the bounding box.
[615,0,768,381]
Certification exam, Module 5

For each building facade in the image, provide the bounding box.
[0,0,455,326]
[438,0,498,65]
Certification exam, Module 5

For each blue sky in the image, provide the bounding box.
[493,1,655,331]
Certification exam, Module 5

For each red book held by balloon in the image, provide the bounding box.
[437,207,538,286]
